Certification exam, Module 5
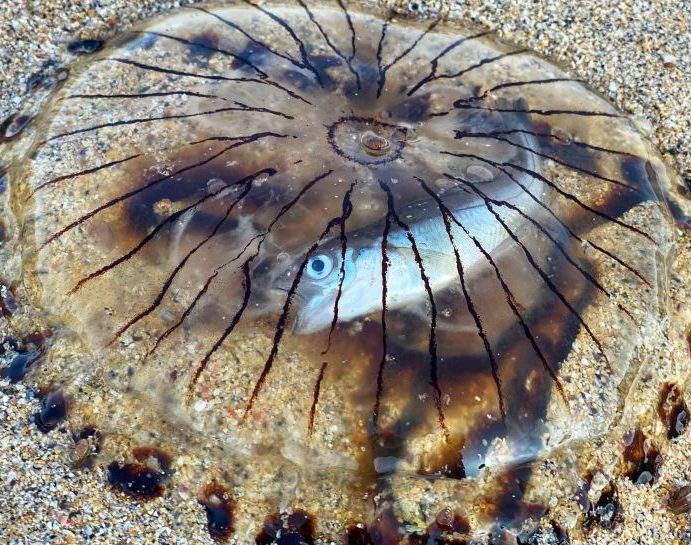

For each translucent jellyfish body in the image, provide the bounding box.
[0,2,675,543]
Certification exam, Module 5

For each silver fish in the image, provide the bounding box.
[279,153,543,334]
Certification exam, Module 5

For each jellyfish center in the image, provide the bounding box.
[327,115,408,165]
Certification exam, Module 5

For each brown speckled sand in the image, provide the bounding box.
[1,1,690,544]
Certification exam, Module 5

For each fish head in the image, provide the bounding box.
[271,242,359,335]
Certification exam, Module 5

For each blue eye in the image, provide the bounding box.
[306,254,333,280]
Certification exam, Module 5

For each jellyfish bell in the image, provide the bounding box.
[0,1,677,542]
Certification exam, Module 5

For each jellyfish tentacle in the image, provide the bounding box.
[450,176,637,323]
[244,211,348,418]
[146,269,218,360]
[441,150,651,285]
[503,160,657,244]
[457,127,642,159]
[64,90,229,101]
[193,7,308,74]
[378,179,450,443]
[336,0,359,72]
[455,78,581,103]
[374,18,390,97]
[31,134,275,198]
[431,49,529,86]
[407,48,528,96]
[30,152,144,197]
[308,180,358,435]
[135,29,268,76]
[187,261,253,402]
[453,101,622,118]
[372,196,392,431]
[429,178,569,410]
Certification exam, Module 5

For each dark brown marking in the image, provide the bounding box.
[425,49,529,89]
[199,483,234,542]
[379,179,449,441]
[455,131,644,193]
[43,133,283,247]
[668,485,691,515]
[1,113,32,141]
[463,127,639,158]
[406,31,492,96]
[581,475,622,531]
[0,281,18,317]
[33,389,70,432]
[345,525,372,545]
[372,194,392,430]
[47,104,292,142]
[104,168,275,344]
[308,361,328,436]
[297,0,361,89]
[255,510,316,545]
[31,133,273,199]
[449,173,611,369]
[107,447,172,500]
[0,336,46,383]
[376,18,440,97]
[621,429,661,485]
[657,382,689,439]
[67,39,104,54]
[452,101,622,118]
[71,171,259,295]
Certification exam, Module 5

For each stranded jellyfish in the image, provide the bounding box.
[0,1,677,543]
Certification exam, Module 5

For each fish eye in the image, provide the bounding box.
[306,254,333,280]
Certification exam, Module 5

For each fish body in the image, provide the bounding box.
[290,177,542,334]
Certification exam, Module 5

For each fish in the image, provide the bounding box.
[276,151,543,334]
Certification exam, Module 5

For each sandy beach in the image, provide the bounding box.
[1,1,689,544]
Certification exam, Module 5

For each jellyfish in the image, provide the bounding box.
[0,2,677,543]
